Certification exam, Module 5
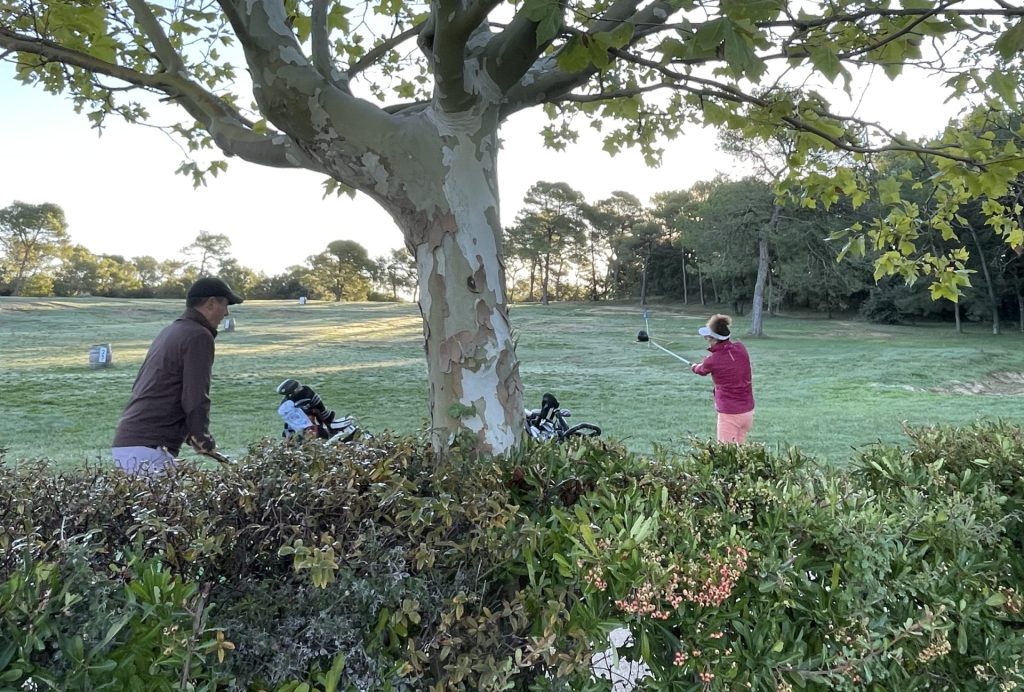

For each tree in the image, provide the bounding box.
[257,265,312,300]
[52,244,101,296]
[218,258,264,298]
[181,231,233,276]
[373,248,416,301]
[651,190,698,304]
[689,178,774,314]
[0,201,69,296]
[512,182,587,304]
[132,255,163,297]
[718,131,803,335]
[308,239,373,301]
[6,2,1024,453]
[587,192,649,300]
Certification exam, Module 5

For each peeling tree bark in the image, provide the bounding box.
[392,108,524,456]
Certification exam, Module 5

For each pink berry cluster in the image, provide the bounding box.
[678,545,749,608]
[1000,586,1022,615]
[614,582,674,619]
[582,565,607,591]
[613,544,749,621]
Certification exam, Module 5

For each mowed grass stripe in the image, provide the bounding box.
[1,297,1021,468]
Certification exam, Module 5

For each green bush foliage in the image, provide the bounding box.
[1,424,1022,690]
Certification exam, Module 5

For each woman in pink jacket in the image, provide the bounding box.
[690,314,755,443]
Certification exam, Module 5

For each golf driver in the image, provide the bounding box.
[635,314,693,365]
[646,338,692,365]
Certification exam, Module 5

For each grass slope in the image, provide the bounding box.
[1,297,1021,467]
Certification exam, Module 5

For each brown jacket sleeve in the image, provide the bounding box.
[181,332,215,446]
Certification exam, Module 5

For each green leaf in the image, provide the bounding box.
[580,522,598,552]
[693,18,727,52]
[722,21,764,78]
[557,38,591,72]
[985,592,1006,607]
[0,668,24,682]
[877,177,902,205]
[809,45,841,82]
[994,20,1024,59]
[0,641,16,671]
[552,552,572,576]
[585,35,611,69]
[608,23,635,49]
[988,71,1019,107]
[537,13,561,46]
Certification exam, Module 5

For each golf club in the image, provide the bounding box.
[647,339,692,365]
[635,313,693,365]
[200,449,233,464]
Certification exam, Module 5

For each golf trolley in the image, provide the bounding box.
[525,392,602,442]
[276,379,363,443]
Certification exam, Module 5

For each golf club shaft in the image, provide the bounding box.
[649,339,692,365]
[202,449,233,464]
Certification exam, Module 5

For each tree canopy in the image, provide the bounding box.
[4,0,1024,452]
[0,201,68,296]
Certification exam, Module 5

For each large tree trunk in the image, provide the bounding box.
[541,248,551,305]
[968,226,1000,334]
[9,247,34,296]
[748,207,775,336]
[681,250,688,304]
[403,127,522,454]
[346,110,525,456]
[228,12,530,454]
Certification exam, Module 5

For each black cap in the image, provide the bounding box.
[187,277,244,305]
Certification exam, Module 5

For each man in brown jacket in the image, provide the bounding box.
[112,277,243,473]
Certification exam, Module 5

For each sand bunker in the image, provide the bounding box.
[932,371,1024,396]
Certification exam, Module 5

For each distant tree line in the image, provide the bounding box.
[505,165,1024,333]
[0,205,417,302]
[6,138,1024,334]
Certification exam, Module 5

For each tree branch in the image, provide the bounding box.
[349,21,425,80]
[0,28,159,90]
[833,0,960,62]
[311,0,346,91]
[433,0,494,111]
[485,2,566,93]
[498,0,675,117]
[756,5,1024,31]
[124,0,185,74]
[0,27,315,170]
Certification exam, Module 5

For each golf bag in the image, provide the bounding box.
[524,392,602,442]
[276,379,360,443]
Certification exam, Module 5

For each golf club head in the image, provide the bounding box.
[637,329,650,342]
[202,449,233,464]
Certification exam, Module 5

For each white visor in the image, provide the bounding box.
[698,326,730,340]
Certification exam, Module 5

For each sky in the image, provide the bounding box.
[0,60,966,277]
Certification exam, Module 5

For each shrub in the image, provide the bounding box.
[859,283,913,324]
[1,425,1022,690]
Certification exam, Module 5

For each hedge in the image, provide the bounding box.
[1,422,1021,690]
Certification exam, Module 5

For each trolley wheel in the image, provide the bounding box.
[563,423,601,439]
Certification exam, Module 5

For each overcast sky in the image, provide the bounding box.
[0,61,963,276]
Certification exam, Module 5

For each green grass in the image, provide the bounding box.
[1,297,1022,467]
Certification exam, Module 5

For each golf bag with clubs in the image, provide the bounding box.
[524,392,602,442]
[276,379,361,443]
